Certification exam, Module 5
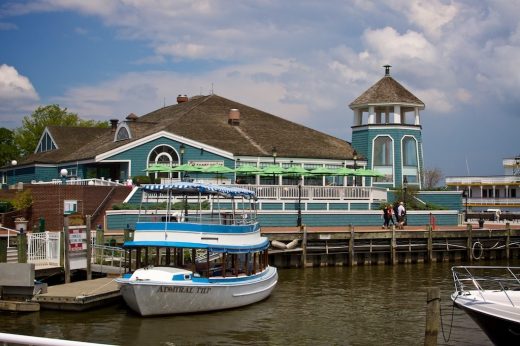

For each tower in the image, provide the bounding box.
[349,65,425,189]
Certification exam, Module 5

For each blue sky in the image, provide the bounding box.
[1,0,519,177]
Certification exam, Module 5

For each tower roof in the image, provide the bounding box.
[349,67,424,108]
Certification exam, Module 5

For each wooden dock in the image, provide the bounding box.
[32,277,121,311]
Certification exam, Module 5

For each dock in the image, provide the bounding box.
[32,277,121,311]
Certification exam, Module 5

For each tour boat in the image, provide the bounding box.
[116,182,278,316]
[451,266,520,345]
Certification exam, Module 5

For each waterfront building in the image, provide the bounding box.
[350,65,425,189]
[446,155,520,212]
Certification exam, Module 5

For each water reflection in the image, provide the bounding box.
[0,261,500,345]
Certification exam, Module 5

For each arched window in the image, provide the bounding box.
[402,137,419,183]
[147,145,180,180]
[373,136,393,183]
[116,127,130,141]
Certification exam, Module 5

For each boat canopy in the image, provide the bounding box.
[124,238,270,253]
[141,182,257,199]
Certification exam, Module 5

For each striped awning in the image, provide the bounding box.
[141,182,256,199]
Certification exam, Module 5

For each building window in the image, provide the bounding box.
[116,127,130,141]
[64,200,78,215]
[148,145,178,180]
[511,188,517,198]
[373,136,393,183]
[36,132,57,153]
[402,136,419,184]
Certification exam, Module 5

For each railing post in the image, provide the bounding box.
[86,215,92,280]
[96,225,104,264]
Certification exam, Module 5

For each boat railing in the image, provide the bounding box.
[452,266,520,306]
[137,211,257,226]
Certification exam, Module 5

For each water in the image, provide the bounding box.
[0,261,498,346]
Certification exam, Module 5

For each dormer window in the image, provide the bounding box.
[36,131,57,153]
[115,126,130,141]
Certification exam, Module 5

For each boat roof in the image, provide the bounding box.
[141,182,257,199]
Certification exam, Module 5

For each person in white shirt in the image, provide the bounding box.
[397,202,406,229]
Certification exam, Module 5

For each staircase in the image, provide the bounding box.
[6,247,17,263]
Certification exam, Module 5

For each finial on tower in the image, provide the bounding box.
[383,65,392,76]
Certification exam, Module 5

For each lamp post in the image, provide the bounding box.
[352,150,358,187]
[403,176,408,208]
[179,143,185,181]
[462,188,469,222]
[60,168,68,185]
[297,177,302,228]
[272,146,277,185]
[11,160,17,185]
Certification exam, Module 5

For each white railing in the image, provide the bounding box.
[467,198,520,206]
[91,244,125,268]
[31,178,125,186]
[447,176,520,185]
[27,231,61,268]
[0,226,19,248]
[144,185,387,202]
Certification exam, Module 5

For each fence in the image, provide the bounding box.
[27,231,61,268]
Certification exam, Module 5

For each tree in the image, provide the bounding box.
[14,104,109,156]
[422,167,444,189]
[0,127,20,166]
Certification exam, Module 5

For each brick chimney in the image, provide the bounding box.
[110,119,118,132]
[177,94,189,103]
[228,109,240,125]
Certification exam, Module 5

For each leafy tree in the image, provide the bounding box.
[0,127,20,166]
[14,104,108,156]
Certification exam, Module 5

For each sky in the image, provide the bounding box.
[0,0,519,178]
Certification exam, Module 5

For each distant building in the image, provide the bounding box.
[446,155,520,212]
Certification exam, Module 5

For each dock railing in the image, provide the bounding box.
[27,231,61,268]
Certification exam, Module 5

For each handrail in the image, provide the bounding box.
[90,186,117,222]
[0,225,20,248]
[452,266,520,307]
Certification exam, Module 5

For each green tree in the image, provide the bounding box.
[14,104,108,156]
[0,127,21,166]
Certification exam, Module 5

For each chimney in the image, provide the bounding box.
[110,119,118,132]
[228,108,240,125]
[383,64,392,76]
[177,94,189,104]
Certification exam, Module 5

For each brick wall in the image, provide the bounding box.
[30,185,132,231]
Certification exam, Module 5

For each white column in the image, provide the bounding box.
[393,105,401,123]
[354,109,362,126]
[368,106,375,124]
[414,107,421,125]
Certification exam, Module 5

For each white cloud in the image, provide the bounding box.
[0,64,38,101]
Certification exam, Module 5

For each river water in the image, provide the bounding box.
[1,260,501,346]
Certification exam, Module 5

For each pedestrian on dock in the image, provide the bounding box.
[382,206,390,229]
[387,204,395,227]
[397,202,406,229]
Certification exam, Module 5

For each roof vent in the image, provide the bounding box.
[110,119,118,132]
[177,94,189,104]
[126,113,138,121]
[228,109,240,126]
[383,64,392,76]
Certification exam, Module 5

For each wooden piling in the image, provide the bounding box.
[301,224,308,267]
[506,222,511,259]
[86,215,92,280]
[427,225,433,263]
[424,287,440,346]
[391,225,396,265]
[63,216,71,283]
[466,223,472,262]
[348,224,354,267]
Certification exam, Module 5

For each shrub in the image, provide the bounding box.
[12,189,32,211]
[0,200,13,213]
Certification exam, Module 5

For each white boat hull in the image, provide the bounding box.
[117,266,278,316]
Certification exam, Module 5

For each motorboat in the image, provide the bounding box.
[116,182,278,316]
[451,266,520,345]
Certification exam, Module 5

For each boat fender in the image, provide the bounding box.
[271,240,287,249]
[286,239,299,249]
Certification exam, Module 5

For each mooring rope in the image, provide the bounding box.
[79,278,117,297]
[439,296,456,343]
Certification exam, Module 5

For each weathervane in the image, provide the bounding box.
[514,155,520,176]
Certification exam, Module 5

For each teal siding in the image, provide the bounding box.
[261,203,284,210]
[308,203,327,210]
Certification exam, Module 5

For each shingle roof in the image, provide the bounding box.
[21,94,356,165]
[349,75,424,108]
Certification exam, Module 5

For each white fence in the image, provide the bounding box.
[27,231,61,268]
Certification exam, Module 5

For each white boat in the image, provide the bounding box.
[451,266,520,345]
[116,182,278,316]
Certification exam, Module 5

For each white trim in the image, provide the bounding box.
[101,159,132,177]
[371,134,395,186]
[34,128,59,154]
[401,135,421,187]
[352,125,422,131]
[350,102,425,110]
[114,123,132,141]
[96,131,234,161]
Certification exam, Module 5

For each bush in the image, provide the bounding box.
[12,189,32,210]
[0,200,13,213]
[132,175,151,186]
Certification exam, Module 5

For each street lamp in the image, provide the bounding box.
[272,146,277,185]
[297,177,302,228]
[462,188,469,222]
[60,168,68,185]
[403,176,408,208]
[352,150,358,187]
[179,143,185,181]
[514,155,520,176]
[11,160,17,185]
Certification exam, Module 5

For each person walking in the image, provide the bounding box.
[382,206,390,229]
[387,204,396,227]
[397,202,406,229]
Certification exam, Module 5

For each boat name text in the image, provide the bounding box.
[158,286,211,294]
